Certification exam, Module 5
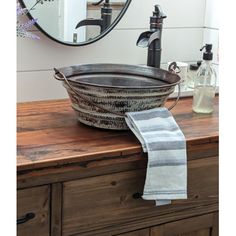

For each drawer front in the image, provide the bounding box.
[62,157,218,236]
[17,185,50,236]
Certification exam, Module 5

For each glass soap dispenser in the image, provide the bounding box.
[192,44,217,113]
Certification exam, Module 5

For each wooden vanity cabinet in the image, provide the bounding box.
[17,97,219,236]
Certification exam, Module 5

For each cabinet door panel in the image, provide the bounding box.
[17,185,50,236]
[62,157,218,235]
[180,228,210,236]
[151,213,218,236]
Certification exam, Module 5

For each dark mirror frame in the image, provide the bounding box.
[19,0,132,46]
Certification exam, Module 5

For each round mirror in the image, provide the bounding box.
[19,0,131,46]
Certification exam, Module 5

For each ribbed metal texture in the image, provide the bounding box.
[54,64,180,130]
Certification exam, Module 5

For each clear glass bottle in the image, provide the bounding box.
[192,44,217,113]
[187,61,201,89]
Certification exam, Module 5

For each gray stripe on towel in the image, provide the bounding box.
[148,140,186,151]
[142,130,184,140]
[140,124,178,133]
[149,161,186,167]
[144,190,186,194]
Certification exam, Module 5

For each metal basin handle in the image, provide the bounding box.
[167,83,180,110]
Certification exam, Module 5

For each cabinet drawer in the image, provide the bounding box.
[62,157,218,236]
[17,185,50,236]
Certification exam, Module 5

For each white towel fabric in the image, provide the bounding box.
[125,107,187,206]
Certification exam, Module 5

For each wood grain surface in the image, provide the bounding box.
[150,213,217,236]
[17,97,218,172]
[115,228,150,236]
[62,156,218,235]
[17,185,50,236]
[51,183,62,236]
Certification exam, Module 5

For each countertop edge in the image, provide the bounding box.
[17,135,219,172]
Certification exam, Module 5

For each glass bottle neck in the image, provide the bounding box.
[203,60,212,66]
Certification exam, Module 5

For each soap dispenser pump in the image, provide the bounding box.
[192,44,217,113]
[136,5,166,68]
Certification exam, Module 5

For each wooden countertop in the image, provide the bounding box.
[17,97,218,172]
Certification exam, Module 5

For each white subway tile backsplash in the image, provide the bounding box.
[162,28,203,63]
[17,28,203,72]
[118,0,206,29]
[17,26,204,102]
[203,28,219,64]
[17,29,146,71]
[204,0,219,29]
[17,71,68,102]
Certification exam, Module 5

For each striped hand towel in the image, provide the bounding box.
[125,107,187,206]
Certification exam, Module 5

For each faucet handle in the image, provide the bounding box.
[154,5,167,19]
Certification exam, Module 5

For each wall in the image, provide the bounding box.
[17,0,207,102]
[203,0,219,65]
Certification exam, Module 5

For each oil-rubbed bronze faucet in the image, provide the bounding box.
[137,5,167,68]
[75,0,112,34]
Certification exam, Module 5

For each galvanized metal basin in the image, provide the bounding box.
[54,63,181,130]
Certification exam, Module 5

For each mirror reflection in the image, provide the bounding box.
[21,0,127,45]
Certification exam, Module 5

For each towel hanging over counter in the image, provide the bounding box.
[125,107,187,206]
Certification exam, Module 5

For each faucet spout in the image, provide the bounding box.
[137,31,160,47]
[137,30,162,68]
[136,5,166,68]
[75,18,103,30]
